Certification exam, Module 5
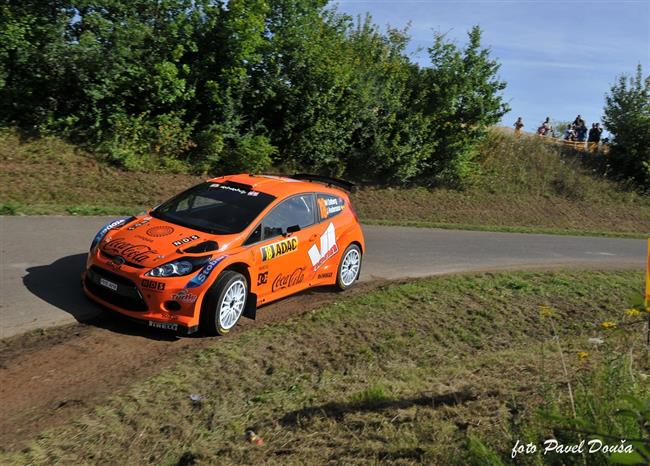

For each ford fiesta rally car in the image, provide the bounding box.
[82,174,365,335]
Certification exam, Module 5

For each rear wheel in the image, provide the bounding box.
[201,271,248,335]
[336,244,362,291]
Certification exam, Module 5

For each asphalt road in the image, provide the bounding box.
[0,216,646,338]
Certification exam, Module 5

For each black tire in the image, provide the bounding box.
[335,244,362,291]
[200,271,248,335]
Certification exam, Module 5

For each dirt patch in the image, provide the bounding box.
[0,281,386,450]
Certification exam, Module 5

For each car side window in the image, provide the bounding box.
[316,194,345,221]
[244,193,316,245]
[262,194,315,240]
[245,223,262,245]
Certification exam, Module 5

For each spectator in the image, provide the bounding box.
[513,117,524,135]
[595,123,603,141]
[537,117,552,136]
[564,124,576,141]
[577,122,588,142]
[588,123,597,149]
[588,123,602,152]
[573,114,585,127]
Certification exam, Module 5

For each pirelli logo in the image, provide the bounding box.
[261,237,299,261]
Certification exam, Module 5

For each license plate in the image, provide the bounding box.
[149,321,178,331]
[99,278,118,291]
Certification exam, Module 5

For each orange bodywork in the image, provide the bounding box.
[82,174,365,334]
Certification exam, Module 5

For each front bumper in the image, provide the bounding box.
[82,250,206,333]
[93,302,200,335]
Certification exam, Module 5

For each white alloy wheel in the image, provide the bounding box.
[336,244,362,291]
[218,279,246,330]
[340,248,360,286]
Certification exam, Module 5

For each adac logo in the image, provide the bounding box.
[260,237,299,262]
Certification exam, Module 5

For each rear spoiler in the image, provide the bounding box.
[291,173,357,193]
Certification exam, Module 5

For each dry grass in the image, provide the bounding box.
[2,128,648,236]
[2,270,646,465]
[0,129,203,214]
[353,131,649,236]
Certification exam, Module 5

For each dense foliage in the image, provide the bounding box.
[0,0,509,185]
[603,65,650,189]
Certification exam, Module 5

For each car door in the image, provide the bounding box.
[310,192,347,283]
[247,193,318,304]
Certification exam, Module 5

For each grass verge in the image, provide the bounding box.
[362,218,648,239]
[3,270,648,465]
[2,129,649,236]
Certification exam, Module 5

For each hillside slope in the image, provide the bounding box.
[1,129,648,236]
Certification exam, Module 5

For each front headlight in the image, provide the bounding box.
[90,216,134,251]
[145,256,211,278]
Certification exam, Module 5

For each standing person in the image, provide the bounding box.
[594,123,603,141]
[573,114,585,127]
[595,123,604,152]
[539,117,552,136]
[588,123,598,142]
[513,117,524,135]
[577,122,588,142]
[588,123,600,152]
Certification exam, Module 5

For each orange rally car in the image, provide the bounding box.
[82,174,365,335]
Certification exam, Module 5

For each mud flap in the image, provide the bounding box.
[243,292,257,320]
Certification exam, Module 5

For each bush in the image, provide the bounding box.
[603,65,650,190]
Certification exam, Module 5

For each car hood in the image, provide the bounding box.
[99,216,215,268]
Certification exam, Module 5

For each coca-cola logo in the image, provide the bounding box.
[103,239,158,263]
[272,267,305,292]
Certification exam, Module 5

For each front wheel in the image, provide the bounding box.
[336,244,362,291]
[201,271,248,335]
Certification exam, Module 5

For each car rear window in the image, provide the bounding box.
[317,193,345,220]
[151,182,275,234]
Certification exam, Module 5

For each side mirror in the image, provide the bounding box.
[285,224,301,235]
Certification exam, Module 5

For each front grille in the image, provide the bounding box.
[85,266,148,312]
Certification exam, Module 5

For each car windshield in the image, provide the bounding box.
[151,182,276,234]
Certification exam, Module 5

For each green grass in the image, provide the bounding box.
[1,128,649,237]
[3,270,648,465]
[362,218,648,239]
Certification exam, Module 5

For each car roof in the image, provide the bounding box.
[207,174,347,199]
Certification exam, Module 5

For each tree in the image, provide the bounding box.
[0,1,510,184]
[602,64,650,189]
[419,26,510,187]
[0,1,73,127]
